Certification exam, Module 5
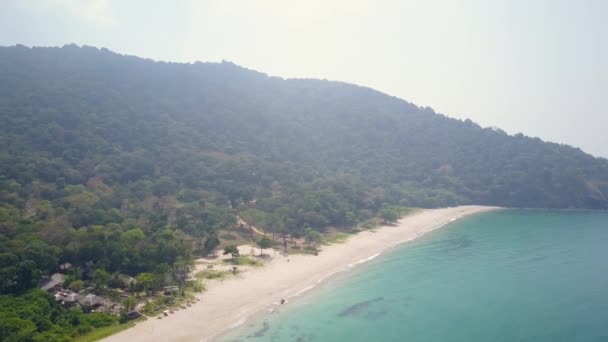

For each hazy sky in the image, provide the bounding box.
[2,0,607,157]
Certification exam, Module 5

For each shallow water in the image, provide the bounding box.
[225,210,608,342]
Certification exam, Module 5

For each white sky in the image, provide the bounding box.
[2,0,607,157]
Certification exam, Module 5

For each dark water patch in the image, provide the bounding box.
[247,321,270,338]
[363,308,388,320]
[440,234,472,252]
[423,233,475,259]
[337,297,384,318]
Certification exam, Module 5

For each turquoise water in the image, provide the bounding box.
[226,210,608,342]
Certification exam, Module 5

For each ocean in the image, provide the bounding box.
[225,210,608,341]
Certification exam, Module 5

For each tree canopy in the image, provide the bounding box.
[0,289,117,341]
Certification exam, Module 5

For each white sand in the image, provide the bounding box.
[103,205,496,342]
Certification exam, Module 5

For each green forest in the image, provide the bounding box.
[1,45,607,340]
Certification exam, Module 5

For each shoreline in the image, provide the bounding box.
[103,205,498,342]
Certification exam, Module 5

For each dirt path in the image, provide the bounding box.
[237,217,265,236]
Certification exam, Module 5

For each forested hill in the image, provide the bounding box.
[3,44,607,210]
[1,45,608,293]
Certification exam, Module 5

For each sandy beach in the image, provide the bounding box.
[103,205,496,342]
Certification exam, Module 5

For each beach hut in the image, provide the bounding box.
[163,286,179,295]
[78,293,104,308]
[59,262,72,271]
[40,273,65,292]
[63,293,79,306]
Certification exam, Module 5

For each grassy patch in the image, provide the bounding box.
[322,231,351,245]
[216,229,251,249]
[73,318,144,342]
[187,279,206,292]
[222,255,263,267]
[360,218,380,230]
[287,245,319,255]
[141,296,173,316]
[141,291,200,317]
[398,207,421,217]
[194,269,231,280]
